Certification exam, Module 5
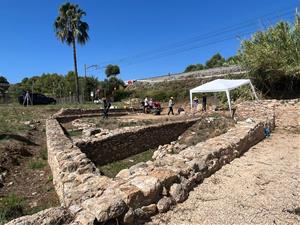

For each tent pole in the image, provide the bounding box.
[249,81,259,100]
[190,91,193,110]
[226,90,232,116]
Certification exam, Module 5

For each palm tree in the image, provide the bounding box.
[54,2,89,103]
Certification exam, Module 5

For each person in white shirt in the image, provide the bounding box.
[144,97,149,113]
[168,97,175,115]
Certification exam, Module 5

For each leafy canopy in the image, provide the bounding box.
[54,2,89,45]
[105,64,120,78]
[239,14,300,97]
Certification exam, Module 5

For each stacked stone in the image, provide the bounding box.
[7,101,277,225]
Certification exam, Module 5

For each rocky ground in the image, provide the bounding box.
[147,102,300,225]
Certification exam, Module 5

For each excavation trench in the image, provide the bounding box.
[73,116,234,177]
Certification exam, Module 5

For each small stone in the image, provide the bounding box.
[69,204,83,214]
[162,187,168,196]
[141,204,157,216]
[24,121,31,125]
[169,183,188,203]
[134,208,148,219]
[157,197,173,213]
[123,208,134,225]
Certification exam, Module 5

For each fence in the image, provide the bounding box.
[0,92,85,105]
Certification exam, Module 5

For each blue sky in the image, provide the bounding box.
[0,0,298,84]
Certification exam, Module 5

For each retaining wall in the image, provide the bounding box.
[53,108,143,123]
[76,119,197,166]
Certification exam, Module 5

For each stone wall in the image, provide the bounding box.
[137,65,245,83]
[7,101,277,225]
[76,120,198,166]
[53,108,143,123]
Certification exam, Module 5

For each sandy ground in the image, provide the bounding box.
[147,103,300,225]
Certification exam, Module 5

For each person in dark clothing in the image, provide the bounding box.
[202,95,207,112]
[102,97,111,118]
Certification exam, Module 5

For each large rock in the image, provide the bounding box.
[6,207,73,225]
[81,196,127,222]
[148,168,179,189]
[129,176,162,205]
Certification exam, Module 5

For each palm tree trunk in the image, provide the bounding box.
[72,39,80,103]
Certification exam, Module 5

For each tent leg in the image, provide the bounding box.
[190,91,193,110]
[226,90,232,116]
[249,81,259,100]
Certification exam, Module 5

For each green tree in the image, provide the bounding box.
[205,53,225,68]
[105,64,120,78]
[184,64,204,72]
[0,76,9,96]
[240,14,300,97]
[54,2,89,103]
[225,55,241,66]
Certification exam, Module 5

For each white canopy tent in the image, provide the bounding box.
[189,79,258,114]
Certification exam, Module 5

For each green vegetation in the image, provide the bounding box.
[28,159,46,170]
[0,194,55,224]
[0,103,101,135]
[54,2,89,102]
[54,2,90,103]
[98,149,155,178]
[0,194,24,224]
[240,14,300,98]
[105,64,121,78]
[39,148,48,160]
[67,129,82,137]
[184,53,239,72]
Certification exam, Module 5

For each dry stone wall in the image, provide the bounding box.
[76,120,198,166]
[7,101,278,225]
[53,108,143,123]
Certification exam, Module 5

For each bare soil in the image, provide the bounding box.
[0,126,59,221]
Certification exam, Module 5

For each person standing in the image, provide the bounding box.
[168,97,175,115]
[193,96,199,112]
[202,95,207,112]
[144,96,149,113]
[23,91,32,107]
[102,97,111,119]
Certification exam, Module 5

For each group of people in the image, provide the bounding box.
[193,95,207,112]
[143,97,153,113]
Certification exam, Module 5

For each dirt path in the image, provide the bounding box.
[147,103,300,225]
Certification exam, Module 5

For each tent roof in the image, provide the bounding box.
[190,79,251,93]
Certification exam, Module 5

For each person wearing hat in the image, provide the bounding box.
[168,96,175,115]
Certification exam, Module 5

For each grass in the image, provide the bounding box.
[39,148,48,160]
[0,103,111,134]
[98,149,155,178]
[0,194,55,224]
[0,194,25,224]
[28,159,46,170]
[67,129,82,137]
